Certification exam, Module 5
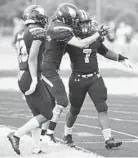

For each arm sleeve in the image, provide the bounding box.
[97,43,109,56]
[104,50,118,61]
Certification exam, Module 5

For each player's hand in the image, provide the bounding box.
[25,77,38,95]
[121,59,133,69]
[118,54,134,72]
[118,54,132,68]
[98,25,110,36]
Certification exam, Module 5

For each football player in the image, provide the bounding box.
[63,10,132,149]
[41,3,109,142]
[7,5,53,155]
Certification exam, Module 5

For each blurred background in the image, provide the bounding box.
[0,0,138,63]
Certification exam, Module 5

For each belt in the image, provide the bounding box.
[77,72,100,78]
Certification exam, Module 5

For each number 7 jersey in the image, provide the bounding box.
[15,26,47,71]
[65,37,109,74]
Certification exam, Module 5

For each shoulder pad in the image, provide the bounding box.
[48,26,73,42]
[30,27,46,41]
[54,26,72,32]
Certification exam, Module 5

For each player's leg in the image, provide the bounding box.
[41,122,50,135]
[29,80,53,153]
[7,114,45,155]
[42,72,68,143]
[31,128,42,154]
[35,81,56,146]
[7,71,44,155]
[88,76,109,130]
[64,74,87,147]
[88,76,122,149]
[41,82,56,136]
[7,71,53,154]
[7,98,47,155]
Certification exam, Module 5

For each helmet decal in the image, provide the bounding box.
[54,3,79,27]
[82,10,88,19]
[58,10,63,16]
[35,7,46,16]
[68,7,77,18]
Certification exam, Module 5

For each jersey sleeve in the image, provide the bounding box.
[97,43,108,55]
[30,28,46,42]
[48,27,74,43]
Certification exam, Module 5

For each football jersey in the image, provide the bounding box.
[66,37,108,74]
[15,26,46,71]
[42,21,74,70]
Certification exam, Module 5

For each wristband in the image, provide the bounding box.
[118,54,128,61]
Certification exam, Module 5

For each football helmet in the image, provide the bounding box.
[23,5,48,28]
[78,10,91,23]
[54,3,79,27]
[77,10,92,35]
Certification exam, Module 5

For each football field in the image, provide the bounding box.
[0,37,138,157]
[0,91,138,157]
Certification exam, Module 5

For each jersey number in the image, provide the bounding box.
[83,48,92,63]
[16,40,28,63]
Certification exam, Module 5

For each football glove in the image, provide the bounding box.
[118,54,133,69]
[118,54,128,62]
[98,25,110,37]
[25,77,38,95]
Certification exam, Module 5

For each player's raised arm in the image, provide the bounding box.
[105,49,132,68]
[52,4,109,49]
[63,9,110,51]
[97,43,127,61]
[67,32,100,48]
[51,26,105,49]
[98,43,132,69]
[67,11,109,48]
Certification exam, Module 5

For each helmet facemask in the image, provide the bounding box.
[78,20,92,35]
[76,10,93,37]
